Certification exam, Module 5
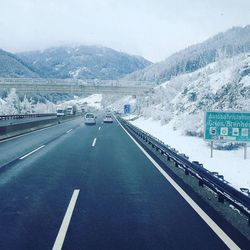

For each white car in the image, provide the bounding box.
[103,114,113,123]
[84,113,96,125]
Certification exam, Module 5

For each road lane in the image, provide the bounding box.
[0,117,83,167]
[0,118,99,249]
[63,118,230,250]
[0,114,247,249]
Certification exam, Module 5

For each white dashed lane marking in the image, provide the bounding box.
[92,138,97,147]
[52,189,80,250]
[19,145,45,160]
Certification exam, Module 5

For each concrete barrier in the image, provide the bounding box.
[0,115,83,141]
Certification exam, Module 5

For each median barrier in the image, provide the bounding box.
[0,114,82,141]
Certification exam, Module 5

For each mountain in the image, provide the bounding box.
[0,49,38,78]
[137,53,250,138]
[124,25,250,83]
[17,46,152,80]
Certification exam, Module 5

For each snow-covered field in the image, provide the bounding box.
[60,94,102,109]
[131,117,250,190]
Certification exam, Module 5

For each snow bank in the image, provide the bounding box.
[61,94,102,109]
[131,117,250,190]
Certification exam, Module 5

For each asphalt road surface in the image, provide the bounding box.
[0,114,247,249]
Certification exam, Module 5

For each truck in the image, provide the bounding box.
[65,105,77,115]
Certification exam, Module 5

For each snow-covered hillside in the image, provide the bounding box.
[17,46,151,80]
[0,49,38,78]
[60,94,102,110]
[0,89,56,115]
[110,53,250,190]
[138,53,250,138]
[125,25,250,83]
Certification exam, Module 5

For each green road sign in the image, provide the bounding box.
[204,111,250,142]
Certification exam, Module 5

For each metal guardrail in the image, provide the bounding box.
[0,113,57,120]
[120,117,250,225]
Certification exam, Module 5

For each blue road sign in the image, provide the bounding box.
[204,111,250,142]
[124,104,131,114]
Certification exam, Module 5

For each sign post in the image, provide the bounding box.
[210,141,214,158]
[204,111,250,159]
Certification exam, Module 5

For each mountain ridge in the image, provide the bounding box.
[124,25,250,83]
[0,49,39,78]
[16,45,152,80]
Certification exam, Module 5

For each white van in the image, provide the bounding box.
[84,113,96,125]
[56,108,65,117]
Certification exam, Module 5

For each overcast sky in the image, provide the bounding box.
[0,0,250,62]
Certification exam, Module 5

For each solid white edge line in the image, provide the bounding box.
[52,189,80,250]
[114,116,240,250]
[19,145,45,160]
[66,129,73,134]
[92,137,97,147]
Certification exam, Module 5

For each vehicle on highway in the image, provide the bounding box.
[56,108,65,117]
[84,112,96,125]
[103,114,113,123]
[66,105,77,115]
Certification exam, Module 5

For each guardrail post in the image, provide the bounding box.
[218,194,224,203]
[244,143,247,160]
[198,179,204,187]
[210,141,214,158]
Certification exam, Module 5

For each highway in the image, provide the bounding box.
[0,114,248,250]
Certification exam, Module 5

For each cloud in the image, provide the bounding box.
[0,0,249,62]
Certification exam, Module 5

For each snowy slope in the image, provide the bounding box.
[0,49,38,78]
[17,46,152,80]
[138,54,250,137]
[117,53,250,191]
[60,94,103,110]
[125,25,250,83]
[0,89,56,115]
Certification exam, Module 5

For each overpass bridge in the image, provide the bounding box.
[0,78,155,95]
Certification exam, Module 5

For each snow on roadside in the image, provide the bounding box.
[61,94,102,109]
[131,117,250,190]
[122,114,138,121]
